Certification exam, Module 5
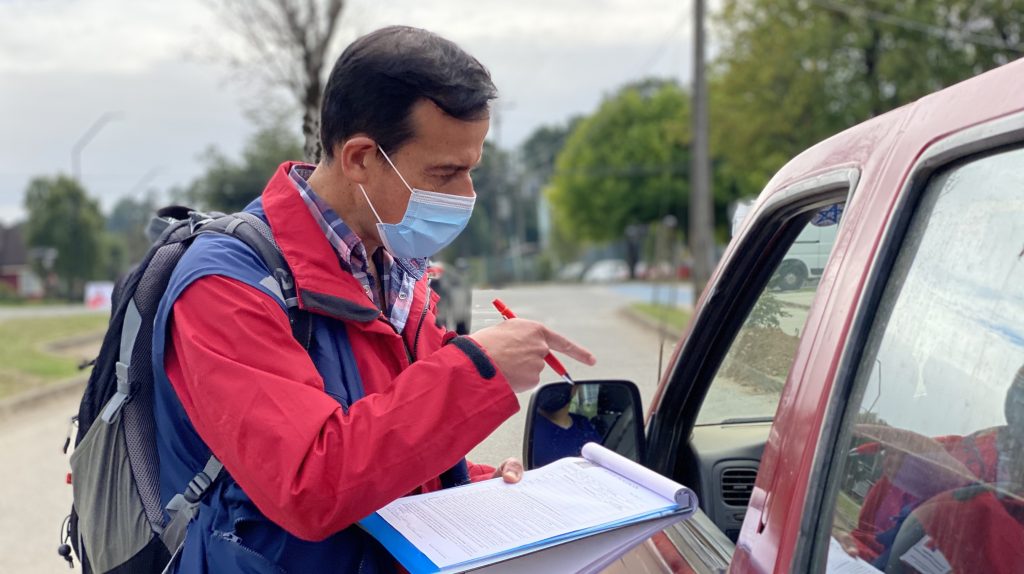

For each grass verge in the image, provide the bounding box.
[629,303,692,333]
[0,314,107,399]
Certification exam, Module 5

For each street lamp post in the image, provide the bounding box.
[71,111,122,181]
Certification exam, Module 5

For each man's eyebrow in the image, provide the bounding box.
[428,160,480,171]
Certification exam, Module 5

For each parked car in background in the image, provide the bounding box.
[523,59,1024,573]
[637,261,693,281]
[427,259,472,335]
[582,259,630,283]
[556,261,588,282]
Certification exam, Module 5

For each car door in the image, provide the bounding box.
[617,168,861,573]
[601,60,1024,574]
[793,114,1024,574]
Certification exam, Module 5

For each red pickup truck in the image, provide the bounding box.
[525,57,1024,573]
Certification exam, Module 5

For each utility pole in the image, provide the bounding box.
[690,0,715,299]
[491,101,518,284]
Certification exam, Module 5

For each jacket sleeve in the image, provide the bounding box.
[164,275,520,541]
[468,462,498,482]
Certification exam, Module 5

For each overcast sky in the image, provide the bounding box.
[0,0,697,223]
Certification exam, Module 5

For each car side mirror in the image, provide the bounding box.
[523,380,645,470]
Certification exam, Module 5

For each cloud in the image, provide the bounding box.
[0,0,212,75]
[0,0,699,223]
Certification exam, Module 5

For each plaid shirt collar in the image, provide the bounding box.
[288,164,425,334]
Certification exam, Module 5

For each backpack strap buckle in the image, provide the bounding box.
[100,299,144,423]
[161,456,224,554]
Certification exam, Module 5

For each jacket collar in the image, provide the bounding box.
[262,162,385,323]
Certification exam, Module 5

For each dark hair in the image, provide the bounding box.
[320,26,498,160]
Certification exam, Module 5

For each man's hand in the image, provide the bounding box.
[469,318,596,393]
[493,458,524,483]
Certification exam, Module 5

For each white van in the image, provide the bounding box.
[771,213,839,290]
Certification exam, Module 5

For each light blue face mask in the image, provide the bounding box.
[359,147,476,260]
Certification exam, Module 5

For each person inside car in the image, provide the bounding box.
[847,365,1024,572]
[533,383,603,467]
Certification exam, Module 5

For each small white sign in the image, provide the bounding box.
[84,281,115,310]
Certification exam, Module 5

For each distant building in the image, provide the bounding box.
[0,224,44,298]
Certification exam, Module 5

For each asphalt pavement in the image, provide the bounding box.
[466,284,675,470]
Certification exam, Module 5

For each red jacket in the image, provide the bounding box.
[163,162,519,541]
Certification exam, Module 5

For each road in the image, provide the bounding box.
[466,284,672,468]
[0,305,104,321]
[0,391,79,573]
[0,283,771,573]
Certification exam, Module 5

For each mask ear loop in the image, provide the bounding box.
[358,184,385,225]
[378,147,416,193]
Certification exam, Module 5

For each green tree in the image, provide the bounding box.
[521,117,583,184]
[23,176,106,299]
[548,79,692,276]
[182,121,304,212]
[106,194,158,275]
[520,118,583,258]
[711,0,1024,199]
[442,140,510,261]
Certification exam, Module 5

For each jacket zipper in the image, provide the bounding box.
[377,314,415,365]
[411,284,433,359]
[377,283,432,366]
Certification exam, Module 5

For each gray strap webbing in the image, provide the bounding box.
[161,456,223,554]
[233,212,279,249]
[258,275,286,305]
[100,299,142,423]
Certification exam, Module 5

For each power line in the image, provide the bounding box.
[638,9,692,78]
[811,0,1024,54]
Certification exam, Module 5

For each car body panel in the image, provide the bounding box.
[637,58,1024,573]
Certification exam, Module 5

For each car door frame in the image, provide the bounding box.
[640,167,860,570]
[646,166,859,478]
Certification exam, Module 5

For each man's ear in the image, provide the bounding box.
[338,136,378,183]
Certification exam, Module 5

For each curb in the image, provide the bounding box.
[618,306,685,340]
[0,376,87,421]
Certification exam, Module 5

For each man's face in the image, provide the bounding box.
[367,99,489,225]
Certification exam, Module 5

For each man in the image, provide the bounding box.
[151,26,595,573]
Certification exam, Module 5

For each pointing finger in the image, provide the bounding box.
[542,328,596,366]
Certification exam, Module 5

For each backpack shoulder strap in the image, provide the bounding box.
[98,298,143,423]
[158,211,314,555]
[194,212,313,349]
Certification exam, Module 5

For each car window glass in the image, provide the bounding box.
[696,202,845,425]
[823,148,1024,573]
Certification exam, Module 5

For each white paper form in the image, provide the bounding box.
[826,537,883,574]
[473,515,683,574]
[581,442,697,508]
[898,536,951,574]
[376,455,679,569]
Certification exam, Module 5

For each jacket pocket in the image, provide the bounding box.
[206,527,287,574]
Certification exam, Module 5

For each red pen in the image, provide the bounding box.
[491,298,575,385]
